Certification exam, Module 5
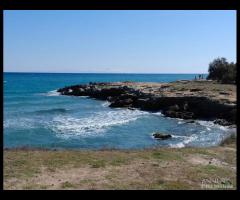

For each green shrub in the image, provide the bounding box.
[207,57,236,84]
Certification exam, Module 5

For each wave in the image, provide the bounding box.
[102,101,111,107]
[4,118,35,129]
[169,134,198,148]
[43,90,60,96]
[152,111,164,116]
[195,120,234,132]
[49,109,149,139]
[34,108,69,114]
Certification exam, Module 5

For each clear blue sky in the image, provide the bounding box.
[4,10,236,73]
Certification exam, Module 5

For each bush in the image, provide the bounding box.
[207,57,236,84]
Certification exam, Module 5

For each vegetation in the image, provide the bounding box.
[4,138,236,190]
[207,57,236,84]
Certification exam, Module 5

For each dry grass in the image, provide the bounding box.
[4,139,236,190]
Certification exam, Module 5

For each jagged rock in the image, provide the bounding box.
[214,119,233,126]
[190,88,202,92]
[153,132,172,140]
[168,104,180,112]
[57,81,236,125]
[118,93,138,101]
[109,98,133,107]
[219,92,230,95]
[163,110,194,120]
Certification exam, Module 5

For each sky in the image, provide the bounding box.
[4,10,236,73]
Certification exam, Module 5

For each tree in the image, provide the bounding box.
[207,57,236,84]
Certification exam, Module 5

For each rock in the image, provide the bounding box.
[118,93,138,101]
[57,81,236,125]
[183,102,189,111]
[109,98,133,107]
[190,88,202,92]
[107,96,116,102]
[219,92,230,95]
[160,85,170,89]
[124,98,134,104]
[228,124,236,129]
[168,104,180,112]
[185,120,195,123]
[181,112,194,119]
[153,132,172,140]
[163,110,194,120]
[214,119,233,126]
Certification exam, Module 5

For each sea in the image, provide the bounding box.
[3,73,235,149]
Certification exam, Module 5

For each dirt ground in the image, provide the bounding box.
[4,137,236,190]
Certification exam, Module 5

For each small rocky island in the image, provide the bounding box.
[57,80,236,126]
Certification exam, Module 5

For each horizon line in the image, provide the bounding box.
[4,71,208,74]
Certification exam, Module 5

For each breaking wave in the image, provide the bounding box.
[101,101,111,107]
[45,90,60,96]
[49,109,149,139]
[169,134,198,148]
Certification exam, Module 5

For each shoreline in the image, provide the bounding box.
[57,80,236,126]
[3,130,236,151]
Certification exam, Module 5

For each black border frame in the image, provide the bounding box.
[0,0,238,193]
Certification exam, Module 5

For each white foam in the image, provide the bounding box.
[196,119,235,132]
[171,135,188,139]
[49,109,149,139]
[219,126,229,131]
[45,90,60,96]
[102,101,111,107]
[178,121,184,124]
[4,118,35,129]
[169,134,198,148]
[196,120,215,127]
[152,111,164,116]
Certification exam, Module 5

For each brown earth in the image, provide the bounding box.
[4,136,236,190]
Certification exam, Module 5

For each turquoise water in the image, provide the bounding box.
[4,73,233,149]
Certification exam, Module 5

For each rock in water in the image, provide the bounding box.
[153,132,172,140]
[185,120,195,123]
[214,119,232,126]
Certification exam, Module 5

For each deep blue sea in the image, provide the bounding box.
[4,73,234,149]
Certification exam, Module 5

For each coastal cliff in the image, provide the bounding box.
[57,80,236,125]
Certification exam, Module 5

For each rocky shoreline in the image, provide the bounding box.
[57,80,236,126]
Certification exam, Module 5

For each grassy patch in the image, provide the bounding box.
[161,180,192,190]
[61,181,76,189]
[4,143,236,190]
[151,150,182,161]
[89,160,106,168]
[109,157,129,166]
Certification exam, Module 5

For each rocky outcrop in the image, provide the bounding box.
[57,81,236,125]
[153,132,172,140]
[213,119,233,126]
